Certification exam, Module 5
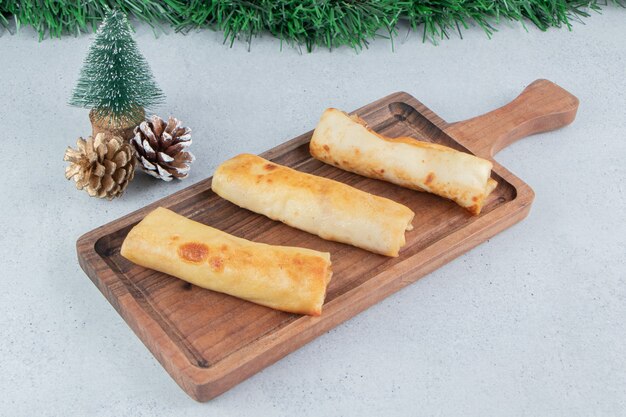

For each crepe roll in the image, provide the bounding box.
[120,207,332,316]
[310,108,498,215]
[212,154,414,257]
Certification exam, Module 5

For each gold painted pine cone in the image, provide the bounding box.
[64,133,136,199]
[131,115,194,181]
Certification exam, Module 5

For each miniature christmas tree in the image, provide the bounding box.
[69,9,164,139]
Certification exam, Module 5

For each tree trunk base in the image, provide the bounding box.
[90,109,144,142]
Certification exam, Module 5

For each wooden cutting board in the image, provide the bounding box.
[77,79,578,401]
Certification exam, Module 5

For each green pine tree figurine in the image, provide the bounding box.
[69,9,164,140]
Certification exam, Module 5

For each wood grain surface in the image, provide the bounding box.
[77,79,578,401]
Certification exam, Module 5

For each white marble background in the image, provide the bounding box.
[1,7,625,417]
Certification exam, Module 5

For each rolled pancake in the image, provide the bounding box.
[120,207,332,316]
[212,154,415,257]
[310,108,498,215]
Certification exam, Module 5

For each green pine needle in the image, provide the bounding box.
[68,9,164,127]
[0,1,623,50]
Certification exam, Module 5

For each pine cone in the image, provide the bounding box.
[131,115,194,181]
[64,133,136,199]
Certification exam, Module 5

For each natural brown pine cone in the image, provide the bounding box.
[64,133,136,199]
[131,115,194,181]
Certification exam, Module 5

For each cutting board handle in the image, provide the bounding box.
[444,79,579,159]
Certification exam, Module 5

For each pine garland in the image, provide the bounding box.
[0,0,622,50]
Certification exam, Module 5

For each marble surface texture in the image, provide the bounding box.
[1,9,625,416]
